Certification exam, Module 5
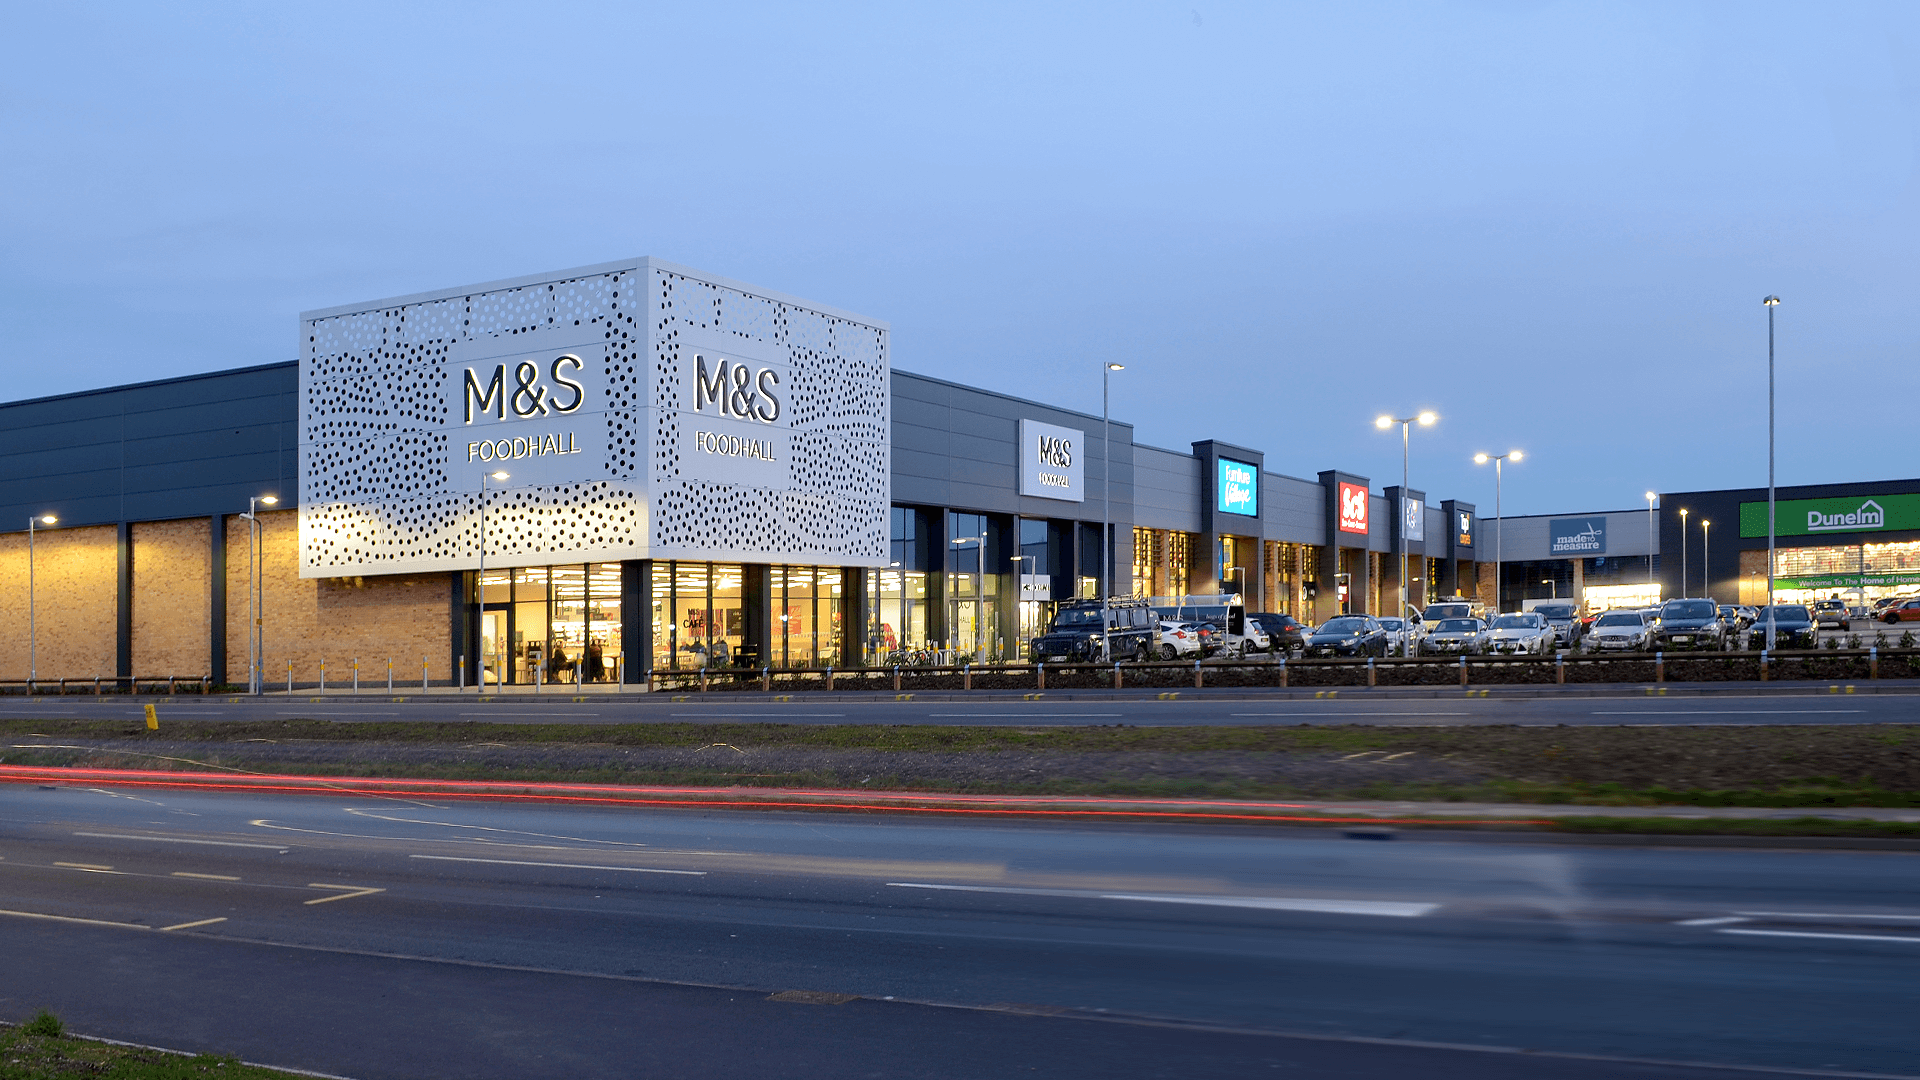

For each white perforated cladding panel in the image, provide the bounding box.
[299,259,889,578]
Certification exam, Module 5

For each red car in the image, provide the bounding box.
[1884,599,1920,624]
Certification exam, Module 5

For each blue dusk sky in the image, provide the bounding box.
[3,2,1916,516]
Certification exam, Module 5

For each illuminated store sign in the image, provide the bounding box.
[1740,494,1920,538]
[1338,482,1369,535]
[1019,418,1085,501]
[1550,517,1607,555]
[1402,496,1424,542]
[1217,458,1258,517]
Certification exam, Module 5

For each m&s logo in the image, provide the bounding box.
[464,355,585,423]
[1036,435,1073,468]
[693,353,782,424]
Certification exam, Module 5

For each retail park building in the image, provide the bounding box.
[1,258,1916,686]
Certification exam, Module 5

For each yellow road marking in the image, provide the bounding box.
[0,908,145,929]
[172,872,240,881]
[159,917,227,932]
[304,883,385,905]
[54,862,120,873]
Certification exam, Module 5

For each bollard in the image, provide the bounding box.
[1278,656,1288,689]
[1194,658,1204,690]
[699,666,708,692]
[1760,649,1769,682]
[617,656,625,688]
[320,661,327,695]
[352,658,359,694]
[387,658,393,693]
[1871,646,1879,680]
[168,676,176,695]
[964,661,972,691]
[288,660,294,695]
[576,659,582,692]
[94,675,101,695]
[1367,657,1376,687]
[1036,661,1045,691]
[893,664,901,691]
[1458,655,1468,688]
[423,655,429,693]
[761,665,771,692]
[645,666,655,693]
[1656,651,1664,684]
[825,665,835,691]
[536,663,543,694]
[1556,650,1566,685]
[1112,660,1122,690]
[457,655,465,691]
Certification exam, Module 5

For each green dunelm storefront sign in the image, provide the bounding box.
[1739,493,1920,538]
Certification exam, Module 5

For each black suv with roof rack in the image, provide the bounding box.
[1030,599,1157,663]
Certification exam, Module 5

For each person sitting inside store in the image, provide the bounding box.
[548,644,571,682]
[585,638,605,682]
[712,638,731,668]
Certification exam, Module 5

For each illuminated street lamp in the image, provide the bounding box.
[27,514,57,684]
[1646,492,1658,595]
[1377,411,1437,619]
[1473,451,1522,612]
[1764,294,1781,650]
[1679,508,1689,599]
[239,495,279,694]
[1701,519,1711,601]
[1101,362,1124,659]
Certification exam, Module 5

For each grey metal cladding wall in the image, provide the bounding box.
[0,362,298,530]
[1262,472,1325,545]
[1133,445,1200,532]
[1368,494,1389,551]
[1485,510,1657,560]
[891,370,1133,521]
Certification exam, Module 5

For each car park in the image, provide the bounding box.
[1752,605,1819,648]
[1304,615,1390,658]
[1812,599,1849,631]
[1584,610,1654,652]
[1155,620,1202,660]
[1248,613,1308,656]
[1418,617,1489,655]
[1653,598,1728,651]
[1883,598,1920,624]
[1486,612,1554,655]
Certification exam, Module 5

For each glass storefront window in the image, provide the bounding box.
[513,567,549,684]
[673,561,711,669]
[587,563,621,682]
[651,561,674,672]
[819,568,844,663]
[1167,532,1192,599]
[711,562,743,667]
[949,512,1000,660]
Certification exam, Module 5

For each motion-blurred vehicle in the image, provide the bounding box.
[1532,602,1580,646]
[1653,598,1728,651]
[1303,615,1390,658]
[1487,612,1554,655]
[1752,605,1819,648]
[1718,604,1752,630]
[1418,617,1489,655]
[1584,610,1654,652]
[1812,599,1849,631]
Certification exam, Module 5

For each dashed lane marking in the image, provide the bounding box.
[74,832,289,852]
[1677,916,1750,926]
[410,854,705,875]
[53,862,121,874]
[886,882,1437,918]
[172,872,241,881]
[1722,928,1920,945]
[159,917,227,932]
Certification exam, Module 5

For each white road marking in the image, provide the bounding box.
[172,872,241,881]
[1733,910,1920,920]
[74,832,289,851]
[667,712,846,717]
[1591,710,1864,716]
[0,908,146,929]
[410,854,705,875]
[1677,916,1750,926]
[886,882,1436,917]
[303,883,385,905]
[1722,928,1920,944]
[53,862,122,874]
[274,711,402,716]
[926,713,1122,718]
[1233,711,1469,717]
[158,917,227,932]
[457,712,599,716]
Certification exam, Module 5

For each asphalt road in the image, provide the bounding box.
[0,687,1917,727]
[0,785,1915,1078]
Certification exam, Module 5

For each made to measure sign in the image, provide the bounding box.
[1217,458,1258,517]
[1549,516,1607,555]
[1740,493,1920,538]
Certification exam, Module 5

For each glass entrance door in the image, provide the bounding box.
[481,610,507,685]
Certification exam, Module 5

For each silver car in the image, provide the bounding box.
[1376,616,1411,656]
[1486,612,1553,655]
[1155,620,1203,660]
[1419,617,1488,655]
[1584,610,1653,652]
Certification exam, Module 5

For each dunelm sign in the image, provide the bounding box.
[1740,493,1920,538]
[1550,517,1607,555]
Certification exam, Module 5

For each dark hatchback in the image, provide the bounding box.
[1652,598,1727,651]
[1303,615,1389,658]
[1751,605,1818,648]
[1248,612,1308,655]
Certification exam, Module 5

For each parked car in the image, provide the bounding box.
[1421,599,1485,624]
[1871,596,1906,619]
[1532,602,1580,647]
[1486,612,1554,655]
[1030,598,1157,663]
[1653,598,1728,651]
[1418,617,1489,655]
[1812,599,1850,631]
[1303,615,1390,658]
[1155,620,1202,660]
[1247,613,1309,656]
[1376,616,1412,656]
[1883,598,1920,624]
[1751,605,1819,648]
[1718,604,1752,631]
[1583,610,1654,652]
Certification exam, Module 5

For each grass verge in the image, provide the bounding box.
[1,1012,311,1079]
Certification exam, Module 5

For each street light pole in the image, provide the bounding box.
[1544,578,1556,600]
[1679,508,1689,599]
[240,495,279,694]
[1702,519,1711,601]
[1646,492,1658,598]
[1101,362,1123,660]
[27,514,56,683]
[1377,412,1437,619]
[1764,294,1780,650]
[1473,451,1522,613]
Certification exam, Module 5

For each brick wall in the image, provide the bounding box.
[131,519,210,676]
[0,525,118,680]
[238,510,453,687]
